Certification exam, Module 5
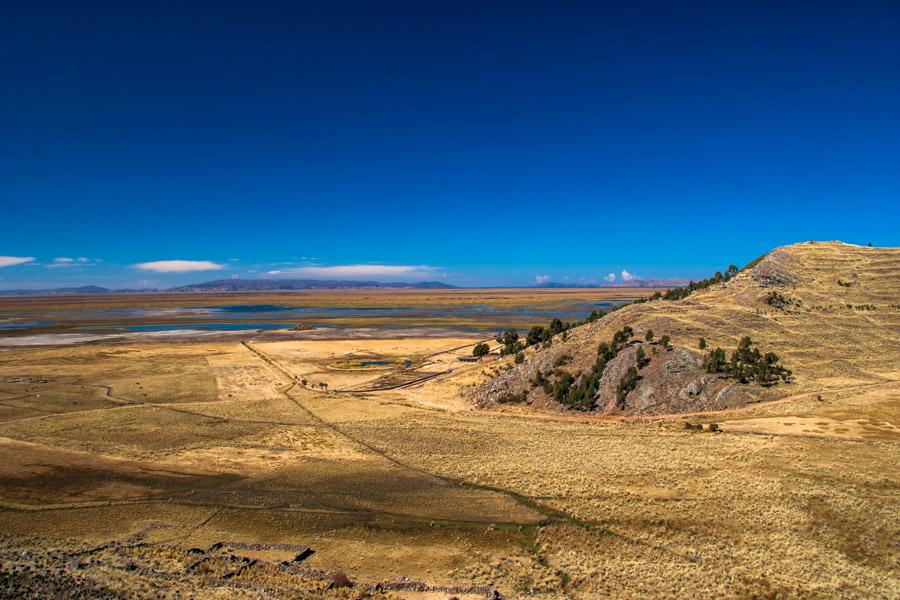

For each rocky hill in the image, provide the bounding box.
[471,242,900,415]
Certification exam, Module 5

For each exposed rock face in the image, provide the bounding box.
[751,248,797,288]
[474,340,751,416]
[594,344,741,415]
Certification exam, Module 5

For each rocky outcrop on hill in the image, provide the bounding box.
[469,241,900,416]
[475,339,757,416]
[593,344,748,415]
[751,247,797,288]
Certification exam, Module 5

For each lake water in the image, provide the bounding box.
[0,300,634,337]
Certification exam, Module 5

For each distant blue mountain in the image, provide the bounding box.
[170,279,457,292]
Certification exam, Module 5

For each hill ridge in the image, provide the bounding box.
[471,240,900,415]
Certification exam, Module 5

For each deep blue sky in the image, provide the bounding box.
[1,0,898,288]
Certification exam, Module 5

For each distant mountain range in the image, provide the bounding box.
[535,279,689,289]
[0,278,695,296]
[0,279,457,296]
[0,285,122,296]
[170,279,457,292]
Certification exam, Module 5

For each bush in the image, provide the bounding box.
[553,354,572,367]
[550,372,575,402]
[472,343,490,357]
[645,329,654,341]
[698,338,707,350]
[616,366,639,408]
[635,347,649,368]
[660,335,671,348]
[766,290,794,309]
[514,352,525,364]
[497,390,527,404]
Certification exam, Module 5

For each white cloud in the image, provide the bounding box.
[603,273,616,282]
[134,260,224,273]
[274,264,437,280]
[47,257,100,268]
[535,274,551,284]
[0,256,34,268]
[620,270,637,282]
[267,270,284,276]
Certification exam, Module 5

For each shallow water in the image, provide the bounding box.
[1,300,633,336]
[0,321,55,331]
[84,322,296,332]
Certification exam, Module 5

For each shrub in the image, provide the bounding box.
[616,366,639,408]
[645,329,654,341]
[551,372,575,402]
[553,354,572,367]
[635,347,649,368]
[698,338,707,350]
[330,572,352,588]
[472,343,490,357]
[660,335,671,348]
[514,352,525,364]
[497,390,527,404]
[766,290,794,309]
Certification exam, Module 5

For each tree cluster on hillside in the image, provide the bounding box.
[532,325,642,411]
[766,290,799,309]
[495,329,525,356]
[631,264,742,306]
[497,311,607,361]
[659,264,740,301]
[703,336,791,385]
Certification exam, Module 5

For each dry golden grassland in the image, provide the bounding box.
[0,243,897,598]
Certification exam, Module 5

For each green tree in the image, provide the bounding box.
[645,329,654,341]
[495,329,519,346]
[548,318,565,337]
[660,335,671,348]
[472,343,490,357]
[526,325,545,346]
[551,372,575,402]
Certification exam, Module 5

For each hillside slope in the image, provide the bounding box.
[471,241,900,415]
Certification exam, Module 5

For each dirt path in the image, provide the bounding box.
[240,341,627,531]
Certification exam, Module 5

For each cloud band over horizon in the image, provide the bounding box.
[134,260,225,273]
[0,256,35,268]
[266,264,438,280]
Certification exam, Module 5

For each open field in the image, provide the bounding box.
[0,254,897,598]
